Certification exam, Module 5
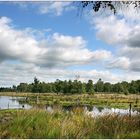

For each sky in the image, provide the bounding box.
[0,1,140,87]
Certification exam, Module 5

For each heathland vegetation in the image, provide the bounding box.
[0,92,140,109]
[0,108,140,139]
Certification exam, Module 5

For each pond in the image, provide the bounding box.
[0,96,139,117]
[46,105,140,117]
[0,96,32,110]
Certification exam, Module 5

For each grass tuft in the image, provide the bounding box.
[0,108,140,139]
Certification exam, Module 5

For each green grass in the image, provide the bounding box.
[0,92,140,109]
[0,108,140,139]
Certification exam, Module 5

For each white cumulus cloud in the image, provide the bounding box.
[90,11,140,73]
[0,16,112,68]
[38,2,74,16]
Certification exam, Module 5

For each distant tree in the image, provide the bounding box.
[1,77,140,95]
[86,80,94,94]
[77,81,86,94]
[39,82,46,93]
[71,80,79,94]
[17,83,28,92]
[95,78,104,92]
[113,83,124,93]
[68,80,73,93]
[81,82,86,94]
[51,83,57,93]
[103,82,112,93]
[34,77,39,85]
[32,77,40,93]
[121,81,129,95]
[12,85,17,92]
[27,84,33,92]
[54,79,64,93]
[123,88,129,95]
[135,80,140,93]
[63,80,68,94]
[129,81,138,94]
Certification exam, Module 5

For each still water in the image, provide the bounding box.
[0,96,32,109]
[0,96,139,117]
[46,105,139,117]
[85,106,139,117]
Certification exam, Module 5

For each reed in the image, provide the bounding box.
[0,108,140,139]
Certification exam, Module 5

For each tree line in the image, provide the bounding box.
[0,77,140,95]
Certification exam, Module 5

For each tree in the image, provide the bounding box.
[55,79,64,93]
[68,80,73,93]
[121,81,129,95]
[95,78,104,92]
[86,80,94,94]
[32,77,40,93]
[34,77,39,85]
[12,85,17,92]
[129,81,138,94]
[17,83,28,92]
[80,82,86,94]
[80,1,140,14]
[27,84,33,92]
[71,80,79,94]
[112,83,123,93]
[123,87,129,95]
[63,80,69,94]
[1,77,140,94]
[77,81,86,94]
[103,82,112,93]
[135,80,140,93]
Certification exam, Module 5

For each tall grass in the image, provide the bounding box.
[0,108,140,139]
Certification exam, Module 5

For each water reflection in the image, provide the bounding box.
[0,96,139,116]
[46,106,53,113]
[45,105,139,117]
[85,106,139,117]
[0,96,32,110]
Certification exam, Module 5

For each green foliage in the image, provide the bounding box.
[86,80,94,94]
[1,78,140,95]
[17,83,28,92]
[0,109,140,139]
[103,82,112,92]
[95,78,104,92]
[32,77,40,93]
